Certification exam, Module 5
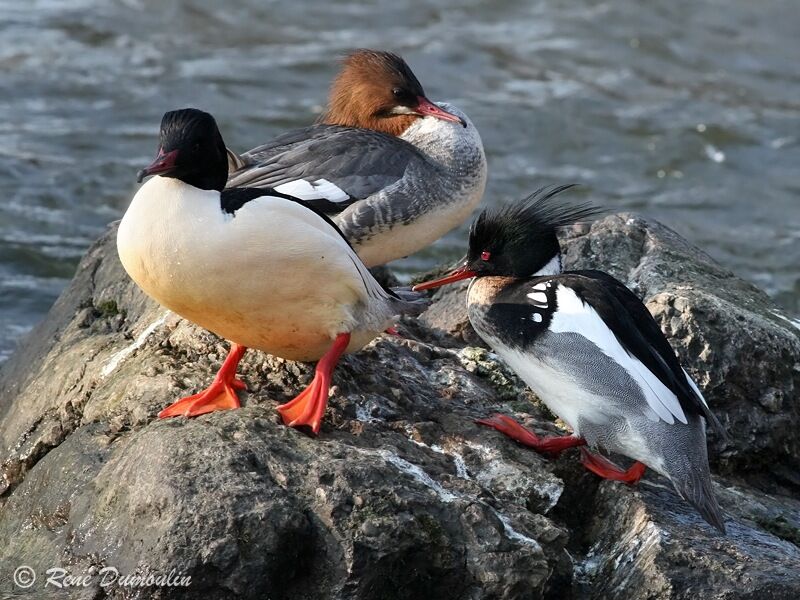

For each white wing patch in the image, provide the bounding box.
[527,291,548,307]
[274,178,349,203]
[549,285,688,426]
[533,255,562,277]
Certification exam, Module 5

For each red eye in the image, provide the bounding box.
[481,250,491,261]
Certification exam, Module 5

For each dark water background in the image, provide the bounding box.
[1,0,799,361]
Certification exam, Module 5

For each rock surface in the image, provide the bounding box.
[0,215,798,599]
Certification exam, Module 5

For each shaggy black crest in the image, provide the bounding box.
[466,185,603,277]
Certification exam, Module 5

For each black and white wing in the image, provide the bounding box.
[226,125,428,215]
[556,271,725,434]
[479,272,724,433]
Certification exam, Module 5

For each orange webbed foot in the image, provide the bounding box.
[277,333,350,435]
[159,344,247,419]
[476,413,586,456]
[579,448,646,484]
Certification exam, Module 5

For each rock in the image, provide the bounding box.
[573,479,800,600]
[0,216,798,599]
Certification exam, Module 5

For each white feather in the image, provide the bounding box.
[527,291,548,305]
[533,255,562,277]
[483,342,605,437]
[549,285,688,425]
[274,178,349,203]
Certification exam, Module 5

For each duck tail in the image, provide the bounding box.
[669,467,726,535]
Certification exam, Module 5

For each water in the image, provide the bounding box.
[1,0,798,362]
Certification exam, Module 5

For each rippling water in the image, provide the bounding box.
[1,0,799,361]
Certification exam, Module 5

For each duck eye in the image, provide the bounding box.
[392,87,403,98]
[481,250,491,261]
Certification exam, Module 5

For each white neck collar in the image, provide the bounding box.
[533,254,562,277]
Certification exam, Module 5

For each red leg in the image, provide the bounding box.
[277,333,350,435]
[384,326,400,336]
[580,448,646,484]
[476,413,586,456]
[159,344,247,418]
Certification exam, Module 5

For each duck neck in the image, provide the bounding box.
[183,169,227,192]
[398,103,484,172]
[533,253,562,277]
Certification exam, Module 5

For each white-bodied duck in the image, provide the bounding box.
[118,108,424,434]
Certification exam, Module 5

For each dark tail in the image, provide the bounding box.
[389,286,429,316]
[670,469,726,534]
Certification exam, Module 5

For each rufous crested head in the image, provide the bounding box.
[320,49,465,136]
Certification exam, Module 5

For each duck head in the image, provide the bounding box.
[321,49,465,136]
[137,108,228,191]
[414,185,602,290]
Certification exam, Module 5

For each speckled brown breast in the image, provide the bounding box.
[467,276,516,307]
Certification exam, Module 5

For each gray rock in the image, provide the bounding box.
[0,216,798,599]
[574,479,800,600]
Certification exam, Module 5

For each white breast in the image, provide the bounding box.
[117,177,392,360]
[486,341,608,437]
